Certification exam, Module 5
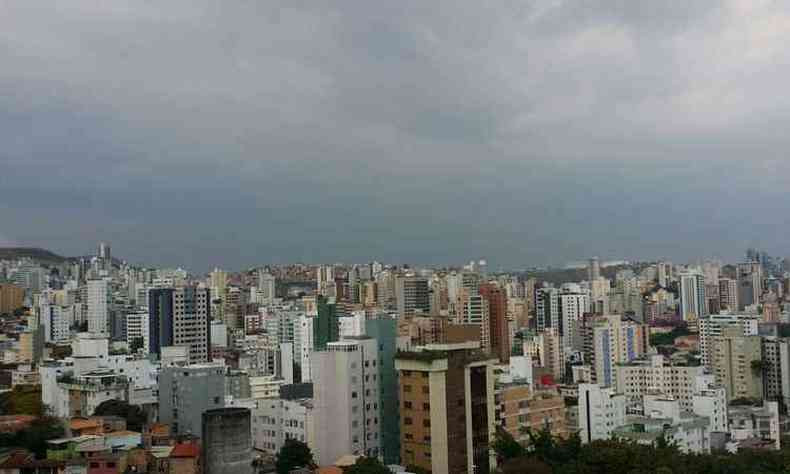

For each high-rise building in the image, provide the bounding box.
[718,278,738,313]
[159,363,225,436]
[98,241,111,261]
[0,283,24,315]
[698,314,758,368]
[737,262,762,310]
[535,287,558,332]
[588,257,601,281]
[313,296,339,351]
[317,265,336,298]
[258,271,276,303]
[149,287,211,363]
[209,268,228,323]
[711,326,762,400]
[588,315,648,387]
[523,328,563,382]
[395,275,430,317]
[395,342,497,474]
[87,279,109,335]
[679,271,706,322]
[126,310,150,353]
[312,337,381,465]
[557,284,590,352]
[479,283,510,363]
[365,316,405,464]
[760,337,790,406]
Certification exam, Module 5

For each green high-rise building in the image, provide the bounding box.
[313,295,339,351]
[366,316,401,464]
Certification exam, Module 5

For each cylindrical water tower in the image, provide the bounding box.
[202,407,253,474]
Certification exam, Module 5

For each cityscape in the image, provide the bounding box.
[5,1,790,473]
[1,245,790,473]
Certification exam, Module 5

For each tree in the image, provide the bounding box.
[345,457,391,474]
[0,416,64,458]
[275,439,314,474]
[492,429,526,462]
[0,386,45,417]
[93,399,146,432]
[498,457,552,474]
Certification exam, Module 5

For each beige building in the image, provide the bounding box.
[614,355,705,411]
[496,384,567,446]
[0,283,24,315]
[712,326,763,400]
[395,342,497,474]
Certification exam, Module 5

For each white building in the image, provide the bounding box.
[679,271,706,322]
[87,279,109,335]
[296,316,314,383]
[614,394,710,454]
[312,337,380,465]
[339,311,366,338]
[258,271,277,303]
[698,314,758,368]
[125,310,149,353]
[39,304,72,343]
[250,375,285,400]
[40,334,158,417]
[557,284,590,351]
[727,401,781,451]
[614,355,705,411]
[578,384,627,444]
[210,320,228,349]
[692,375,728,433]
[253,397,314,455]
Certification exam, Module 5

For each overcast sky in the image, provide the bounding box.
[3,1,790,271]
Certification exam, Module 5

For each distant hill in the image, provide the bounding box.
[519,264,632,285]
[0,247,71,264]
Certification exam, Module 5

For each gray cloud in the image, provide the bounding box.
[2,0,790,270]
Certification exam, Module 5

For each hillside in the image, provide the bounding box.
[0,247,70,264]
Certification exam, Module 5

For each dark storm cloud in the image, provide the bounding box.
[2,0,790,270]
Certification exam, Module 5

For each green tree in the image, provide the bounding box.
[275,439,314,474]
[93,399,146,432]
[345,457,391,474]
[498,457,552,474]
[0,416,64,458]
[492,429,526,462]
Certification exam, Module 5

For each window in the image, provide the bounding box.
[422,386,429,394]
[404,401,413,409]
[404,417,413,425]
[423,419,431,428]
[403,385,412,393]
[422,403,430,411]
[352,391,358,399]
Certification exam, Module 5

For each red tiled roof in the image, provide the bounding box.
[170,443,200,458]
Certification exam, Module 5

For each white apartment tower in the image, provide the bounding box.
[311,337,380,465]
[87,279,109,335]
[679,271,706,322]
